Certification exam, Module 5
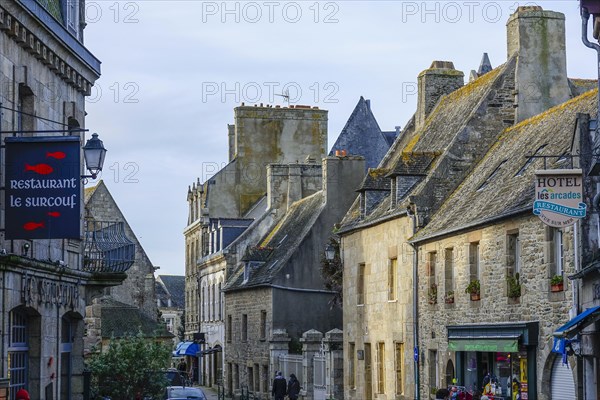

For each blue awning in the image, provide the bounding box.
[553,305,600,339]
[173,342,200,356]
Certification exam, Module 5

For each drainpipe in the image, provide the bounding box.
[581,7,600,124]
[407,206,420,400]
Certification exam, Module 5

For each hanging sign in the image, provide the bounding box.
[533,169,586,227]
[5,136,81,239]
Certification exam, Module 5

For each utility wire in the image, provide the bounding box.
[0,105,69,127]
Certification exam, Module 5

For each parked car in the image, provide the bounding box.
[163,386,206,400]
[163,369,184,386]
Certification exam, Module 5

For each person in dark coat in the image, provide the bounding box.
[287,373,301,400]
[272,371,287,400]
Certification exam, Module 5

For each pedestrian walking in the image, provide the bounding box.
[287,373,301,400]
[272,371,287,400]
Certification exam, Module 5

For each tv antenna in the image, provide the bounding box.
[275,88,290,105]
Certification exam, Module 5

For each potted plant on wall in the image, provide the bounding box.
[465,279,481,301]
[550,274,564,292]
[507,273,521,298]
[444,290,455,304]
[428,283,438,305]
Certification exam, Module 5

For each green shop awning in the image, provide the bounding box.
[448,339,518,352]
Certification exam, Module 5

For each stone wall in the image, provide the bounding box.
[342,216,416,400]
[225,287,272,397]
[85,182,157,319]
[417,214,575,399]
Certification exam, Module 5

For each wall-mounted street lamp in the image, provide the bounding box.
[82,133,107,179]
[324,243,336,261]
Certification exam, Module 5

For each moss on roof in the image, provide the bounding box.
[413,89,598,242]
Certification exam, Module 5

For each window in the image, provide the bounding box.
[212,283,216,320]
[248,366,254,391]
[477,160,507,191]
[260,311,267,340]
[388,258,397,301]
[357,263,366,305]
[226,315,232,342]
[9,309,28,395]
[469,242,480,282]
[428,350,438,392]
[377,342,385,394]
[218,282,222,320]
[348,342,355,389]
[17,85,34,134]
[242,314,248,342]
[444,248,454,299]
[553,228,564,276]
[515,145,546,177]
[61,316,76,399]
[201,285,206,322]
[507,232,521,276]
[395,342,404,395]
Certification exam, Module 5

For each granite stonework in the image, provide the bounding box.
[0,2,128,399]
[339,6,592,400]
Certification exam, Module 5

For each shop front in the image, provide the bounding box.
[447,322,539,400]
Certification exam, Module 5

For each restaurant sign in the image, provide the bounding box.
[5,136,81,239]
[533,169,586,228]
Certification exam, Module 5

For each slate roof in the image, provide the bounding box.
[223,192,325,291]
[387,153,436,176]
[412,89,598,242]
[357,168,392,192]
[99,298,173,339]
[157,275,185,309]
[329,97,395,170]
[340,59,516,233]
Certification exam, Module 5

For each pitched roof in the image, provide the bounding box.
[357,168,392,191]
[340,59,516,233]
[412,89,598,242]
[329,97,394,170]
[157,275,185,309]
[224,193,325,291]
[99,298,173,339]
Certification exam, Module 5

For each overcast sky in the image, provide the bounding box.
[83,1,598,277]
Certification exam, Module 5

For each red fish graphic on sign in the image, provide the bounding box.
[25,163,53,175]
[46,151,66,159]
[47,212,61,217]
[23,222,44,231]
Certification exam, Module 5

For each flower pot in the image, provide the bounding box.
[470,293,481,301]
[551,283,564,292]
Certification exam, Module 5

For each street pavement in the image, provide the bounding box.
[198,385,219,400]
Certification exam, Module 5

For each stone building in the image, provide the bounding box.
[337,6,594,400]
[184,104,329,385]
[156,275,185,343]
[222,155,364,399]
[84,181,157,318]
[0,0,133,398]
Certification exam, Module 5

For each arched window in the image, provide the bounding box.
[9,309,29,395]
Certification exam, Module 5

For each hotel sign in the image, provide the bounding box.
[5,136,81,239]
[533,169,586,227]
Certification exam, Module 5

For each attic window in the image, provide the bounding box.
[556,152,571,165]
[515,145,547,177]
[477,160,507,191]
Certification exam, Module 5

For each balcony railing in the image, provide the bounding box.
[83,221,135,273]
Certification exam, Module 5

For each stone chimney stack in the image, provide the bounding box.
[323,156,365,206]
[507,6,570,122]
[416,61,464,129]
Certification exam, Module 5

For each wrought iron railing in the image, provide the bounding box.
[83,221,135,273]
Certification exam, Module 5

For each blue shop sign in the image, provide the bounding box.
[5,136,81,239]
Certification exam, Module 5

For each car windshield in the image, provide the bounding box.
[167,387,204,399]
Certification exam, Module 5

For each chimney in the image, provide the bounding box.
[507,6,570,122]
[228,124,235,161]
[416,61,464,129]
[323,156,365,205]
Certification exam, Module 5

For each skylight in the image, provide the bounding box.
[477,160,507,191]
